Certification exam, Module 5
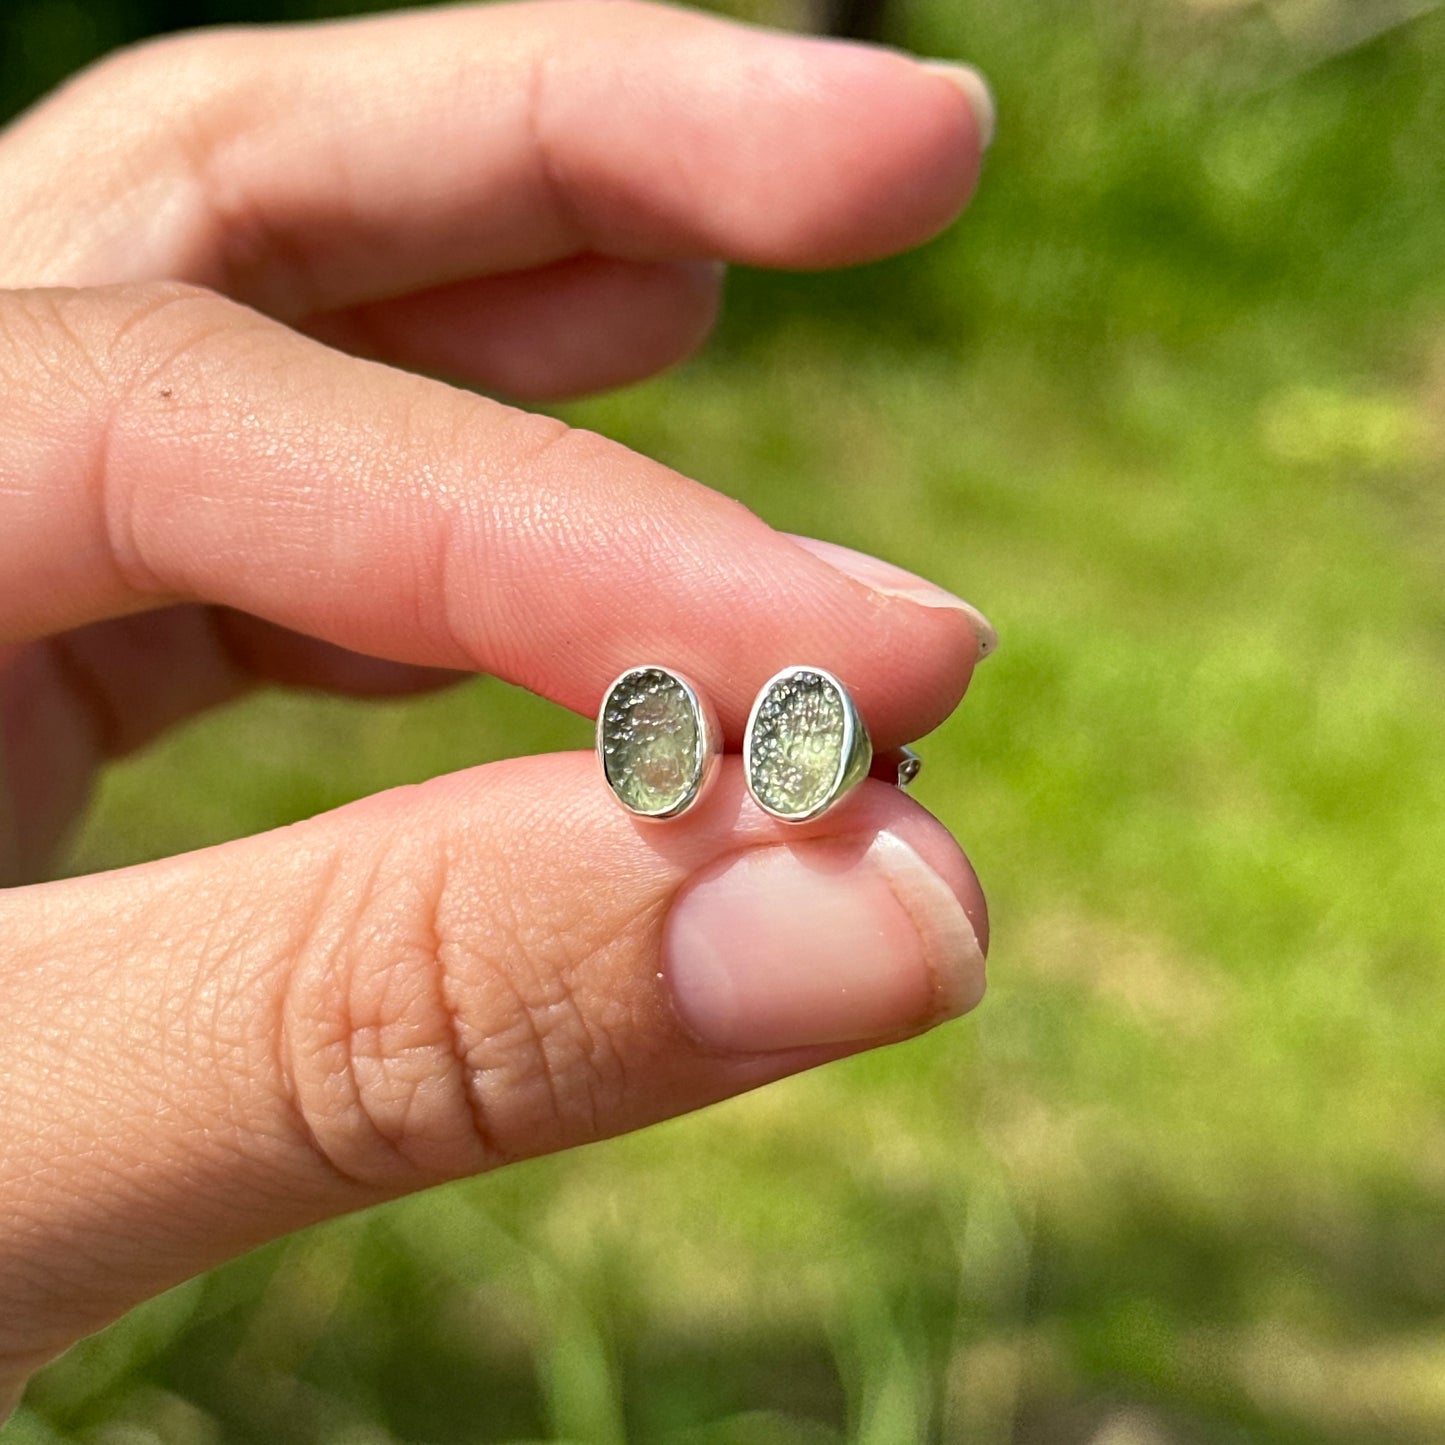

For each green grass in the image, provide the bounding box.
[10,1,1445,1440]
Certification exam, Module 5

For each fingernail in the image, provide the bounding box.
[791,534,998,660]
[665,832,985,1053]
[922,61,996,151]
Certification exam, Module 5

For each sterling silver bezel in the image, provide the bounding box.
[742,665,873,823]
[596,665,720,820]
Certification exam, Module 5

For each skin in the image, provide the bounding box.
[0,0,993,1411]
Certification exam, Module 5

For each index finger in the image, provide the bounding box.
[0,284,991,748]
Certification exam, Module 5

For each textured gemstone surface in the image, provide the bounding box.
[747,670,848,817]
[601,668,701,815]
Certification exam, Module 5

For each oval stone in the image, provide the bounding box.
[599,667,703,816]
[746,669,852,819]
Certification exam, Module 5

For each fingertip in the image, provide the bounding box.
[708,38,985,267]
[871,784,990,961]
[767,535,984,747]
[788,534,999,665]
[661,773,987,1053]
[921,61,996,153]
[553,22,987,268]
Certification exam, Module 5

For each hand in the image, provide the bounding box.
[0,0,993,1408]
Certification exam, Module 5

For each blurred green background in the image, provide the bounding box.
[5,0,1445,1440]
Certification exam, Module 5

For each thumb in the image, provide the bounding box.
[0,753,985,1395]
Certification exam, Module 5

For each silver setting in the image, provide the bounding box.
[895,746,922,789]
[597,665,720,820]
[743,665,873,823]
[870,746,923,788]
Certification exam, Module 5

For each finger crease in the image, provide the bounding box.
[526,47,588,255]
[427,850,504,1168]
[93,393,159,601]
[272,853,381,1195]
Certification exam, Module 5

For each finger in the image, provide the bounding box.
[212,610,464,698]
[0,284,992,751]
[1,609,462,882]
[0,755,986,1392]
[305,255,724,401]
[0,1,988,312]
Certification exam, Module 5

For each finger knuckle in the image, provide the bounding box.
[0,280,247,603]
[47,32,296,305]
[34,281,261,596]
[279,843,492,1189]
[462,889,636,1162]
[279,831,632,1189]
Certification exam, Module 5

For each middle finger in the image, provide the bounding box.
[0,2,986,313]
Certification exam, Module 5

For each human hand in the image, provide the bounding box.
[0,0,994,1408]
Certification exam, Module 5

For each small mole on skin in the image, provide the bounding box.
[159,387,172,398]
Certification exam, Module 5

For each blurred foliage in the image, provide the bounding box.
[5,0,1445,1441]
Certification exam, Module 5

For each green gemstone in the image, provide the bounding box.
[747,670,849,818]
[601,669,701,816]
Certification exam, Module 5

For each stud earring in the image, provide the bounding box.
[598,665,721,819]
[743,666,873,822]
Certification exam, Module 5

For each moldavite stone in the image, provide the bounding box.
[747,669,850,818]
[600,668,701,816]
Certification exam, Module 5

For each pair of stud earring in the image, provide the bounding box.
[597,664,918,822]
